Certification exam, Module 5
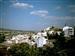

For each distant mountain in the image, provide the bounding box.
[0,28,35,32]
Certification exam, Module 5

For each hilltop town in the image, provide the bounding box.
[0,26,75,46]
[0,26,75,56]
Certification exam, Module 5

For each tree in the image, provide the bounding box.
[0,34,5,43]
[8,43,38,56]
[55,32,66,49]
[8,43,59,56]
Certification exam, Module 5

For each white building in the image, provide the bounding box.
[44,27,51,31]
[6,34,36,45]
[37,32,42,37]
[48,30,55,35]
[11,34,29,44]
[41,31,47,37]
[32,34,37,40]
[35,33,47,47]
[63,26,74,37]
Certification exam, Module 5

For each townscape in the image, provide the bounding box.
[0,25,75,56]
[3,26,74,47]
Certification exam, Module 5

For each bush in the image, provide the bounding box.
[0,34,5,43]
[8,32,66,56]
[8,43,38,56]
[9,43,59,56]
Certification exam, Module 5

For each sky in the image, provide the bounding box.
[0,0,75,31]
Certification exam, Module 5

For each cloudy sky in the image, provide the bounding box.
[0,0,75,31]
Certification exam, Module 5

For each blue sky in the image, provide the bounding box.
[0,0,75,31]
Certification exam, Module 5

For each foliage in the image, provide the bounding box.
[74,26,75,37]
[54,32,66,49]
[8,43,38,56]
[0,34,5,43]
[8,43,62,56]
[8,31,74,56]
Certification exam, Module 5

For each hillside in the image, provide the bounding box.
[0,28,35,36]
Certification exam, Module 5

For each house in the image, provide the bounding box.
[44,27,51,31]
[35,36,47,47]
[63,26,74,37]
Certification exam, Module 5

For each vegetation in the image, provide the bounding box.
[8,32,67,56]
[0,34,5,43]
[8,43,37,56]
[0,27,74,56]
[8,43,57,56]
[8,31,66,56]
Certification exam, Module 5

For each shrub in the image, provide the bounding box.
[0,34,5,43]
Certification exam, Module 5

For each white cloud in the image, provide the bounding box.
[45,16,75,20]
[13,2,33,8]
[55,6,61,10]
[30,10,75,20]
[69,5,75,8]
[68,5,75,12]
[30,10,48,17]
[70,9,75,12]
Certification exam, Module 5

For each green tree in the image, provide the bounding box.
[54,32,66,49]
[0,34,5,43]
[74,26,75,37]
[8,43,38,56]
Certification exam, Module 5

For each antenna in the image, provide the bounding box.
[65,24,67,26]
